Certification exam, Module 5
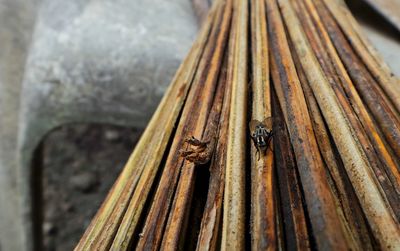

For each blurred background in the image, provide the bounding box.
[0,0,398,250]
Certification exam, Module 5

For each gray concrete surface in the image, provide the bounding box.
[0,1,39,250]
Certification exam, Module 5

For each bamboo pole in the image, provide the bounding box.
[292,0,400,221]
[250,0,276,250]
[272,91,310,251]
[313,1,400,159]
[134,2,230,250]
[221,0,248,249]
[195,52,230,251]
[74,3,219,250]
[75,0,400,249]
[322,0,400,113]
[277,0,400,249]
[298,1,400,218]
[267,0,349,249]
[298,0,400,194]
[160,0,232,245]
[290,35,373,250]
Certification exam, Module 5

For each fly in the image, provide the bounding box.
[249,117,273,159]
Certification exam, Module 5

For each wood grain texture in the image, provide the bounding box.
[278,0,400,249]
[221,0,248,249]
[250,0,277,250]
[267,0,349,249]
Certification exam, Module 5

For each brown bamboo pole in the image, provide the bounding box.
[300,71,376,249]
[160,80,224,250]
[267,0,349,249]
[313,0,400,159]
[160,1,232,245]
[292,0,400,221]
[272,90,310,251]
[250,0,276,250]
[195,52,231,251]
[289,32,374,249]
[298,0,400,218]
[133,2,230,250]
[74,3,219,250]
[275,200,285,251]
[277,0,400,249]
[299,0,400,191]
[322,0,400,113]
[76,0,400,249]
[221,0,248,249]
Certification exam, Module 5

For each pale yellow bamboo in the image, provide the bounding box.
[221,0,248,249]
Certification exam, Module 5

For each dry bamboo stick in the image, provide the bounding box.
[298,1,400,221]
[312,0,400,216]
[161,58,227,250]
[313,1,400,159]
[74,3,219,250]
[221,0,248,249]
[300,75,375,249]
[76,1,400,249]
[289,32,374,250]
[336,0,399,74]
[292,0,400,221]
[160,1,232,245]
[277,0,400,249]
[274,196,285,251]
[195,53,230,251]
[250,0,276,249]
[298,0,400,194]
[272,90,310,251]
[267,0,349,249]
[322,0,400,113]
[134,2,229,250]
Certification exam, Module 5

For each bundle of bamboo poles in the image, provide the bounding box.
[75,0,400,250]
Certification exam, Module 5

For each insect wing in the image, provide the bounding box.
[263,117,273,131]
[249,119,262,134]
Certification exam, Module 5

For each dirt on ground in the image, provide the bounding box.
[42,124,141,251]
